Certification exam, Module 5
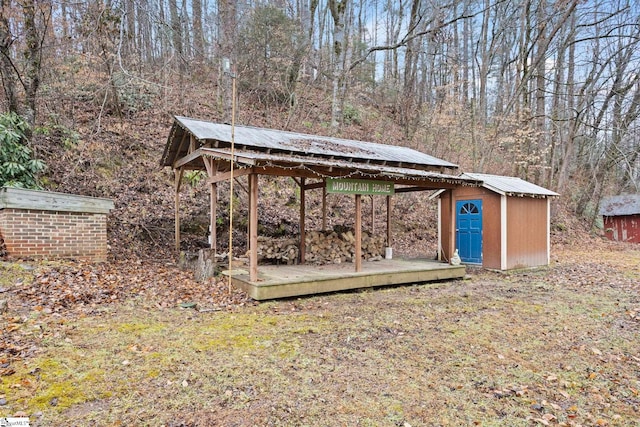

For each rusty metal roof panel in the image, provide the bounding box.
[201,148,480,186]
[599,194,640,216]
[461,173,559,197]
[172,116,458,169]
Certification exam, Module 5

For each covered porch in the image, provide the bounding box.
[161,116,480,299]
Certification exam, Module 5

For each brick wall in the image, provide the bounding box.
[0,208,109,262]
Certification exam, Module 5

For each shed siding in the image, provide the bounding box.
[603,215,640,243]
[506,197,548,269]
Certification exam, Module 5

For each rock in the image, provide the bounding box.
[0,397,7,405]
[0,299,7,314]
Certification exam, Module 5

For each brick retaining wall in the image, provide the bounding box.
[0,188,114,262]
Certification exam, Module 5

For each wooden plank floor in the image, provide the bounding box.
[224,258,466,300]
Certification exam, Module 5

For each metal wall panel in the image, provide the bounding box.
[506,197,549,269]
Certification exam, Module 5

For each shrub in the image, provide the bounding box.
[0,112,46,189]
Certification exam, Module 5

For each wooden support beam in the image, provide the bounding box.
[395,186,428,193]
[234,177,248,195]
[386,195,392,248]
[322,185,327,231]
[370,195,375,234]
[355,194,362,272]
[174,148,205,169]
[303,180,326,190]
[299,177,306,264]
[203,157,214,176]
[172,133,188,168]
[209,167,252,184]
[249,174,259,281]
[174,168,184,252]
[449,190,456,260]
[210,182,217,251]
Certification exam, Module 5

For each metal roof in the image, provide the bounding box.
[161,116,458,171]
[461,173,560,198]
[599,194,640,216]
[200,148,480,187]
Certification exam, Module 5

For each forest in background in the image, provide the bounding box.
[1,0,639,249]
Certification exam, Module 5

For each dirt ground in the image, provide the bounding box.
[1,239,639,426]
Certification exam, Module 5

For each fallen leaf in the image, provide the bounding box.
[533,418,550,426]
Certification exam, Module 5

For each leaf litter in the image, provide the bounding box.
[0,241,638,426]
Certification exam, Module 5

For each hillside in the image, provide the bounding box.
[27,74,472,262]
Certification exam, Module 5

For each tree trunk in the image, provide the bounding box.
[192,0,204,62]
[169,0,185,72]
[399,0,420,136]
[0,0,19,115]
[218,0,237,123]
[534,0,547,185]
[328,0,348,130]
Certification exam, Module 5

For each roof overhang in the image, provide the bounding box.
[162,117,482,190]
[196,148,480,188]
[429,173,560,199]
[162,116,459,173]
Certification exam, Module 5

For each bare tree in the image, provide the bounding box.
[328,0,348,129]
[192,0,204,63]
[0,0,50,130]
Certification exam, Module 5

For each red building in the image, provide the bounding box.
[599,195,640,243]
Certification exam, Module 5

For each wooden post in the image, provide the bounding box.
[386,195,392,247]
[322,184,327,231]
[249,174,259,282]
[210,182,217,251]
[449,190,456,260]
[299,178,306,264]
[355,194,362,272]
[174,168,184,252]
[371,195,375,234]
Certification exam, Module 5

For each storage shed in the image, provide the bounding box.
[436,173,559,270]
[599,194,640,243]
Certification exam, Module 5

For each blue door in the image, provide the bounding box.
[456,200,482,264]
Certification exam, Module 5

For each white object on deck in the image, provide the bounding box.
[450,249,461,265]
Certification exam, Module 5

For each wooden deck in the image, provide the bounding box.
[224,258,466,300]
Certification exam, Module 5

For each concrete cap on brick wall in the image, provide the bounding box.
[0,188,115,214]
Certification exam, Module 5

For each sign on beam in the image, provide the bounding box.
[326,178,395,195]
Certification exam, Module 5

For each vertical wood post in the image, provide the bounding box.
[371,195,375,234]
[386,195,392,247]
[322,184,327,231]
[249,174,259,281]
[174,168,183,252]
[449,190,456,260]
[355,194,362,272]
[210,182,217,251]
[299,178,306,264]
